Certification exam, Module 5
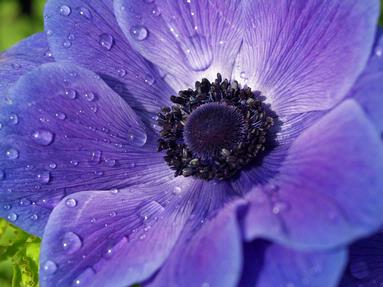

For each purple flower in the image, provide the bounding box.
[1,1,383,287]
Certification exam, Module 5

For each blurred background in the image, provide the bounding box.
[0,1,383,287]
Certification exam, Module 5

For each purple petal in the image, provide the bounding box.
[44,0,174,114]
[240,240,346,287]
[0,33,53,98]
[148,183,243,287]
[235,0,379,115]
[339,230,383,286]
[114,0,244,91]
[348,31,383,135]
[0,62,172,236]
[39,178,228,287]
[244,100,383,249]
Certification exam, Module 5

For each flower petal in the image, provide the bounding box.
[148,183,244,287]
[240,240,346,287]
[44,0,174,114]
[244,100,383,250]
[235,0,379,115]
[349,31,383,135]
[40,177,194,287]
[0,33,53,98]
[114,0,244,91]
[0,62,172,236]
[339,230,383,286]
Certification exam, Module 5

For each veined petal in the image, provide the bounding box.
[0,62,172,236]
[114,0,244,91]
[235,0,379,116]
[244,100,383,250]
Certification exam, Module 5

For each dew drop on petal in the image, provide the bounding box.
[7,212,18,222]
[64,89,77,99]
[99,33,114,50]
[42,260,58,274]
[173,186,182,195]
[139,200,165,221]
[130,25,148,41]
[79,7,92,19]
[30,214,39,221]
[3,204,11,210]
[144,73,155,85]
[6,148,19,160]
[19,198,31,206]
[62,231,83,254]
[37,171,51,184]
[59,5,71,16]
[272,200,290,215]
[109,211,117,217]
[110,188,119,194]
[72,268,95,286]
[8,113,19,125]
[32,129,55,146]
[55,112,67,120]
[65,198,77,208]
[63,40,72,48]
[84,91,96,102]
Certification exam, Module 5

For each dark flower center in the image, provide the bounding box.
[157,74,276,181]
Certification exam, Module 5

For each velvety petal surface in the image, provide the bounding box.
[114,0,244,91]
[44,0,174,115]
[244,100,383,250]
[40,178,237,287]
[235,0,379,115]
[0,33,53,98]
[0,62,172,236]
[240,240,346,287]
[349,31,383,135]
[339,231,383,287]
[148,183,243,287]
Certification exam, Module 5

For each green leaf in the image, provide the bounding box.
[0,219,40,287]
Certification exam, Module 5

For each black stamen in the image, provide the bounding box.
[157,74,276,181]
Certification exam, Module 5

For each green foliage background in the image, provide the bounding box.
[0,0,382,286]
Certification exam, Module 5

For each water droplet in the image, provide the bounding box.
[32,129,55,146]
[99,33,114,50]
[151,7,161,16]
[144,73,155,85]
[37,171,51,184]
[63,40,72,48]
[12,63,21,70]
[67,33,75,41]
[59,5,71,16]
[45,50,53,57]
[182,35,213,71]
[350,261,369,279]
[84,91,96,102]
[109,211,117,217]
[70,160,79,166]
[65,198,77,208]
[64,89,77,99]
[30,214,39,221]
[7,212,18,222]
[173,186,182,195]
[376,47,383,57]
[127,132,147,147]
[19,198,31,206]
[89,151,102,164]
[139,201,165,221]
[79,7,92,19]
[8,113,19,125]
[55,112,67,120]
[3,204,11,210]
[110,188,119,194]
[105,159,117,167]
[118,68,127,78]
[46,30,53,37]
[49,162,57,169]
[42,260,58,274]
[272,201,290,215]
[72,268,95,286]
[6,148,19,160]
[240,71,247,79]
[130,25,148,41]
[62,231,82,254]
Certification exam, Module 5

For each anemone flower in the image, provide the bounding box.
[1,1,383,287]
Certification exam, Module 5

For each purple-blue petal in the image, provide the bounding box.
[240,240,346,287]
[148,183,243,287]
[0,33,53,99]
[39,178,237,287]
[348,31,383,135]
[339,230,383,287]
[114,0,244,91]
[235,0,379,115]
[44,0,174,116]
[244,100,383,250]
[0,62,172,236]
